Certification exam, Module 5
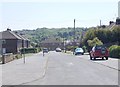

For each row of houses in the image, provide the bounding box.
[0,29,30,54]
[40,37,82,51]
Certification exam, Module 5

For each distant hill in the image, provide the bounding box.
[14,27,87,44]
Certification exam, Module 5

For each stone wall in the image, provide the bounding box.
[2,53,14,64]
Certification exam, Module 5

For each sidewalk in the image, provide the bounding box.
[2,52,48,85]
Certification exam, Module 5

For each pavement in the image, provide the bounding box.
[1,52,48,85]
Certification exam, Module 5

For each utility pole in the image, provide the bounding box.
[100,20,101,27]
[23,41,25,64]
[73,19,76,54]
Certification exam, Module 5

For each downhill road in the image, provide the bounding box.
[25,51,118,85]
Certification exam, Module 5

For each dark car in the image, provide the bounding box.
[43,48,49,53]
[90,45,109,60]
[74,48,84,55]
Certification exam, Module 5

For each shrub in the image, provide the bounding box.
[82,46,87,53]
[20,48,38,54]
[109,45,120,58]
[66,46,78,51]
[37,47,42,52]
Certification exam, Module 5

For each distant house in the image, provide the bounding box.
[2,29,30,54]
[40,37,82,51]
[40,38,64,51]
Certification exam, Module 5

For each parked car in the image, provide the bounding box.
[89,45,109,60]
[74,48,84,55]
[43,48,49,53]
[56,48,62,52]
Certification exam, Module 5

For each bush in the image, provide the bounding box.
[82,46,87,53]
[20,48,39,54]
[37,47,42,52]
[66,46,78,51]
[109,45,120,58]
[14,54,22,59]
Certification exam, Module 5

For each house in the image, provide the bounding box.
[40,37,82,51]
[2,29,30,54]
[0,32,2,55]
[15,32,30,48]
[40,37,64,51]
[116,17,120,25]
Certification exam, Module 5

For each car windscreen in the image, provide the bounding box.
[75,48,83,52]
[95,46,106,50]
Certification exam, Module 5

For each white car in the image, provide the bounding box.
[56,48,62,52]
[74,48,84,55]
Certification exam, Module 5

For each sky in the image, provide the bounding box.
[0,0,119,31]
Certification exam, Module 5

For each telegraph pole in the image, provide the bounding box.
[73,19,76,54]
[100,20,101,27]
[23,42,25,64]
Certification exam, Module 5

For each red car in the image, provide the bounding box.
[90,45,109,60]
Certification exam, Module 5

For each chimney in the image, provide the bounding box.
[7,28,11,31]
[109,21,114,25]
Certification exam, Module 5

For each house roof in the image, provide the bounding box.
[2,30,22,40]
[1,29,30,42]
[21,35,30,41]
[15,33,27,40]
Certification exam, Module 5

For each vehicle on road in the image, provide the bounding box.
[56,48,62,52]
[89,45,109,60]
[43,48,49,53]
[74,48,84,55]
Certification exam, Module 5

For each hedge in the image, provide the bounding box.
[66,46,78,51]
[109,45,120,58]
[20,48,41,54]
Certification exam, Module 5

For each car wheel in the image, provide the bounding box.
[90,54,92,60]
[102,57,104,60]
[93,54,96,60]
[105,57,108,60]
[93,57,96,60]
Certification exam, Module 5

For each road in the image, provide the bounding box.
[24,51,119,85]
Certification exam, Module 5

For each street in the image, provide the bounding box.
[24,51,118,85]
[1,51,119,85]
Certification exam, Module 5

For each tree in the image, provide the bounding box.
[112,26,120,45]
[82,29,96,49]
[87,37,103,51]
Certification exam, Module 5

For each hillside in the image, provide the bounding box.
[15,27,87,44]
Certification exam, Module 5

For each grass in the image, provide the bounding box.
[22,53,34,57]
[63,51,73,54]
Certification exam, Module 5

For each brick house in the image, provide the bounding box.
[2,29,30,54]
[40,38,64,51]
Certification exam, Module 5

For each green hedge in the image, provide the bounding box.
[20,48,41,54]
[109,45,120,58]
[66,46,78,51]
